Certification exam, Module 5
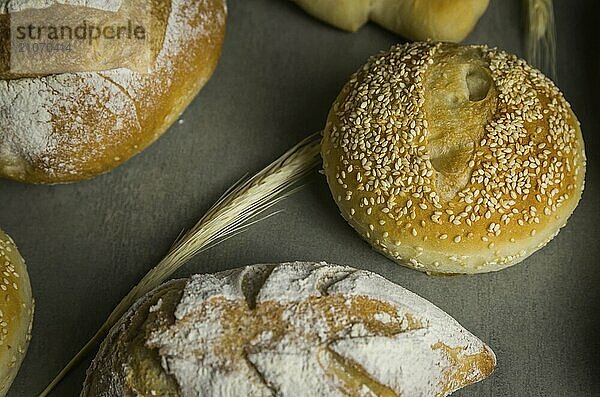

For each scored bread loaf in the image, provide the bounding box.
[292,0,489,42]
[0,230,34,397]
[321,42,586,274]
[82,262,495,396]
[0,0,226,184]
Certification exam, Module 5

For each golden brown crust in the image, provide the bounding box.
[293,0,489,42]
[0,230,33,397]
[82,279,185,397]
[0,0,226,184]
[370,0,490,42]
[321,42,586,274]
[293,0,369,32]
[433,342,496,396]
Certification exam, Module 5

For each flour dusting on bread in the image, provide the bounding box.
[0,0,226,183]
[83,262,496,396]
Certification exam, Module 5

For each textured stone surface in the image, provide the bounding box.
[0,0,598,395]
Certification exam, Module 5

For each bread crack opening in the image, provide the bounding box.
[319,347,399,397]
[423,47,497,201]
[466,66,492,102]
[241,265,275,310]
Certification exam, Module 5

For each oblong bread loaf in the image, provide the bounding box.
[82,262,496,396]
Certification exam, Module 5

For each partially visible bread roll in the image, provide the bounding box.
[321,42,586,274]
[0,230,34,397]
[293,0,489,42]
[82,262,495,396]
[0,0,226,184]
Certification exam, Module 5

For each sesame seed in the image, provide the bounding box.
[323,41,583,262]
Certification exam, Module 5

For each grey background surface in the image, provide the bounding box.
[1,0,599,395]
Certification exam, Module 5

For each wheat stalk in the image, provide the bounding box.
[39,132,322,397]
[524,0,557,78]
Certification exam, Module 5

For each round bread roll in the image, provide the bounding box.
[321,42,586,274]
[82,262,496,396]
[292,0,489,42]
[0,230,34,397]
[0,0,226,184]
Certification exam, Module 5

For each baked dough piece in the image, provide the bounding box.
[0,0,226,184]
[0,230,34,397]
[293,0,489,42]
[321,42,586,274]
[82,262,496,396]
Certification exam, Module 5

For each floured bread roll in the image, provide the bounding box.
[293,0,489,42]
[0,0,226,184]
[82,262,496,396]
[0,230,34,397]
[321,42,586,274]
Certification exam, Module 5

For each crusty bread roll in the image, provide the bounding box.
[321,42,586,275]
[82,262,496,396]
[0,230,34,397]
[293,0,489,42]
[0,0,226,184]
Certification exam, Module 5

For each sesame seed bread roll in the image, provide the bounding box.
[82,262,496,396]
[0,230,34,397]
[292,0,489,42]
[0,0,226,184]
[321,42,586,274]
